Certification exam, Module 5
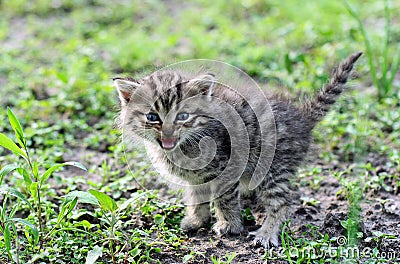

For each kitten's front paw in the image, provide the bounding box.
[249,229,279,249]
[212,220,243,236]
[180,216,207,233]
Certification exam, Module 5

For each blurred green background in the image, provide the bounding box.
[0,1,399,263]
[1,0,399,172]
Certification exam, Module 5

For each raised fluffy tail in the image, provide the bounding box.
[302,52,363,125]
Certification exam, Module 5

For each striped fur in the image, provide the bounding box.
[114,52,362,248]
[302,52,363,125]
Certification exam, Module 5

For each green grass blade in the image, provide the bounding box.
[388,45,400,89]
[40,161,87,186]
[342,1,380,94]
[65,190,100,206]
[17,167,33,191]
[29,182,39,202]
[9,200,19,219]
[182,254,194,263]
[117,191,147,212]
[0,164,19,186]
[382,0,391,94]
[9,218,39,246]
[33,161,39,180]
[0,133,28,160]
[40,164,65,186]
[7,107,26,148]
[3,223,12,259]
[226,252,237,263]
[0,186,34,210]
[85,245,103,264]
[89,189,118,212]
[57,196,78,224]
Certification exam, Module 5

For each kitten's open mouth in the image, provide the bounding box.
[160,137,178,150]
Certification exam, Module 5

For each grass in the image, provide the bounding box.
[0,108,87,262]
[343,0,400,99]
[0,0,399,263]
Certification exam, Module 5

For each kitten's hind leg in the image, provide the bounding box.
[250,175,293,248]
[212,182,243,235]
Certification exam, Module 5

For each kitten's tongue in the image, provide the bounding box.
[161,137,178,150]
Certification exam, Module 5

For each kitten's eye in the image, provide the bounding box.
[146,113,160,122]
[176,112,189,121]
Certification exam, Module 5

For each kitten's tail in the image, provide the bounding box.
[302,52,363,125]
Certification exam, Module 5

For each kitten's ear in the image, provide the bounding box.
[113,77,140,105]
[189,73,216,97]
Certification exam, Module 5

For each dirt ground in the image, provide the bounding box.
[63,147,400,264]
[167,157,399,263]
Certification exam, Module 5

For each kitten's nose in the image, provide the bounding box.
[162,127,174,137]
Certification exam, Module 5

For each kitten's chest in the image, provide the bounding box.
[145,142,229,184]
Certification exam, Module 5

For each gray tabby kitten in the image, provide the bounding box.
[113,52,362,248]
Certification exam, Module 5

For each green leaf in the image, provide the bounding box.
[4,223,12,256]
[130,247,141,259]
[85,245,103,264]
[29,182,39,202]
[33,161,39,180]
[78,220,92,229]
[89,189,118,212]
[9,218,39,246]
[58,197,78,224]
[56,71,69,84]
[10,217,37,231]
[0,164,19,185]
[226,252,237,262]
[17,167,33,190]
[118,192,146,212]
[154,214,164,225]
[40,161,87,186]
[64,161,87,171]
[65,191,99,206]
[182,254,194,263]
[7,107,26,148]
[0,133,27,160]
[0,186,34,209]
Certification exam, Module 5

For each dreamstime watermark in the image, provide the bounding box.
[265,236,399,261]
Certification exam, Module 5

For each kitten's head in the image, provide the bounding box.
[114,70,216,151]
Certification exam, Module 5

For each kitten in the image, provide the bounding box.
[113,52,362,248]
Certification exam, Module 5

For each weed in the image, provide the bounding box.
[300,196,321,207]
[65,189,136,263]
[343,0,400,99]
[210,252,238,264]
[333,169,364,251]
[271,221,335,263]
[241,207,256,222]
[0,108,86,262]
[298,166,325,190]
